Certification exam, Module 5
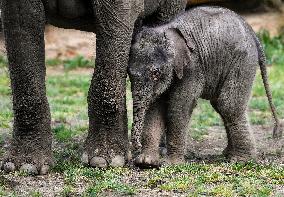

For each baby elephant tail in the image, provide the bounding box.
[254,34,282,138]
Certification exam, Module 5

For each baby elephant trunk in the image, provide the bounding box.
[130,81,152,154]
[131,97,148,155]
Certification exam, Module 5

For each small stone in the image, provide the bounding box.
[159,147,167,157]
[3,162,15,172]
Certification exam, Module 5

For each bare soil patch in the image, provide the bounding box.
[186,125,284,164]
[243,8,284,36]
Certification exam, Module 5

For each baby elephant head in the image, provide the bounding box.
[128,27,190,152]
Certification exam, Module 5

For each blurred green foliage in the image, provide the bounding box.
[258,29,284,65]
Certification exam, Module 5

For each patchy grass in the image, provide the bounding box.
[46,55,94,70]
[141,162,283,196]
[0,30,284,196]
[52,140,136,196]
[0,56,8,69]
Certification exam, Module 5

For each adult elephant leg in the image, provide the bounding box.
[83,0,134,168]
[1,0,52,175]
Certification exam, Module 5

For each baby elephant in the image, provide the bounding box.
[128,6,281,168]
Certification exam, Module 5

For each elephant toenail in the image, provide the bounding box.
[90,157,108,168]
[144,156,152,164]
[40,165,50,175]
[110,155,125,167]
[81,152,89,165]
[20,164,38,175]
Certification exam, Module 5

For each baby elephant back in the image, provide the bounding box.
[175,6,258,70]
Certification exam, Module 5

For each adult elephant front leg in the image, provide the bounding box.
[83,0,134,168]
[1,0,52,175]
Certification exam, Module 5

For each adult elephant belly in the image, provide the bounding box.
[43,0,96,32]
[47,14,96,32]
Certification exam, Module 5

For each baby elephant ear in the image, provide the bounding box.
[166,28,192,80]
[174,57,184,80]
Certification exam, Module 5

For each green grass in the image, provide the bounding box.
[258,30,284,66]
[46,55,94,70]
[143,162,283,196]
[0,31,284,196]
[53,144,136,196]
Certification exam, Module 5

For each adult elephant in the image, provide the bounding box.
[1,0,195,174]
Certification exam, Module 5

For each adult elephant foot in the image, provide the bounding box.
[81,152,108,168]
[82,133,127,168]
[1,144,53,175]
[134,153,160,169]
[81,152,125,168]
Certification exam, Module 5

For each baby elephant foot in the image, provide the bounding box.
[134,153,160,169]
[227,153,257,163]
[81,153,125,168]
[225,148,257,163]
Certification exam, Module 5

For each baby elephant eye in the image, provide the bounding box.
[150,67,161,81]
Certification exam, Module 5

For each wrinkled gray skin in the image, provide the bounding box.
[129,6,281,168]
[1,0,188,174]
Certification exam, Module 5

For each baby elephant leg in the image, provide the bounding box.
[213,100,256,161]
[166,81,201,165]
[224,113,256,162]
[225,115,256,162]
[211,64,257,162]
[210,102,233,157]
[134,100,166,168]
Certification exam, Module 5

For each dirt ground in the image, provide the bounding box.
[0,125,282,196]
[187,125,284,164]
